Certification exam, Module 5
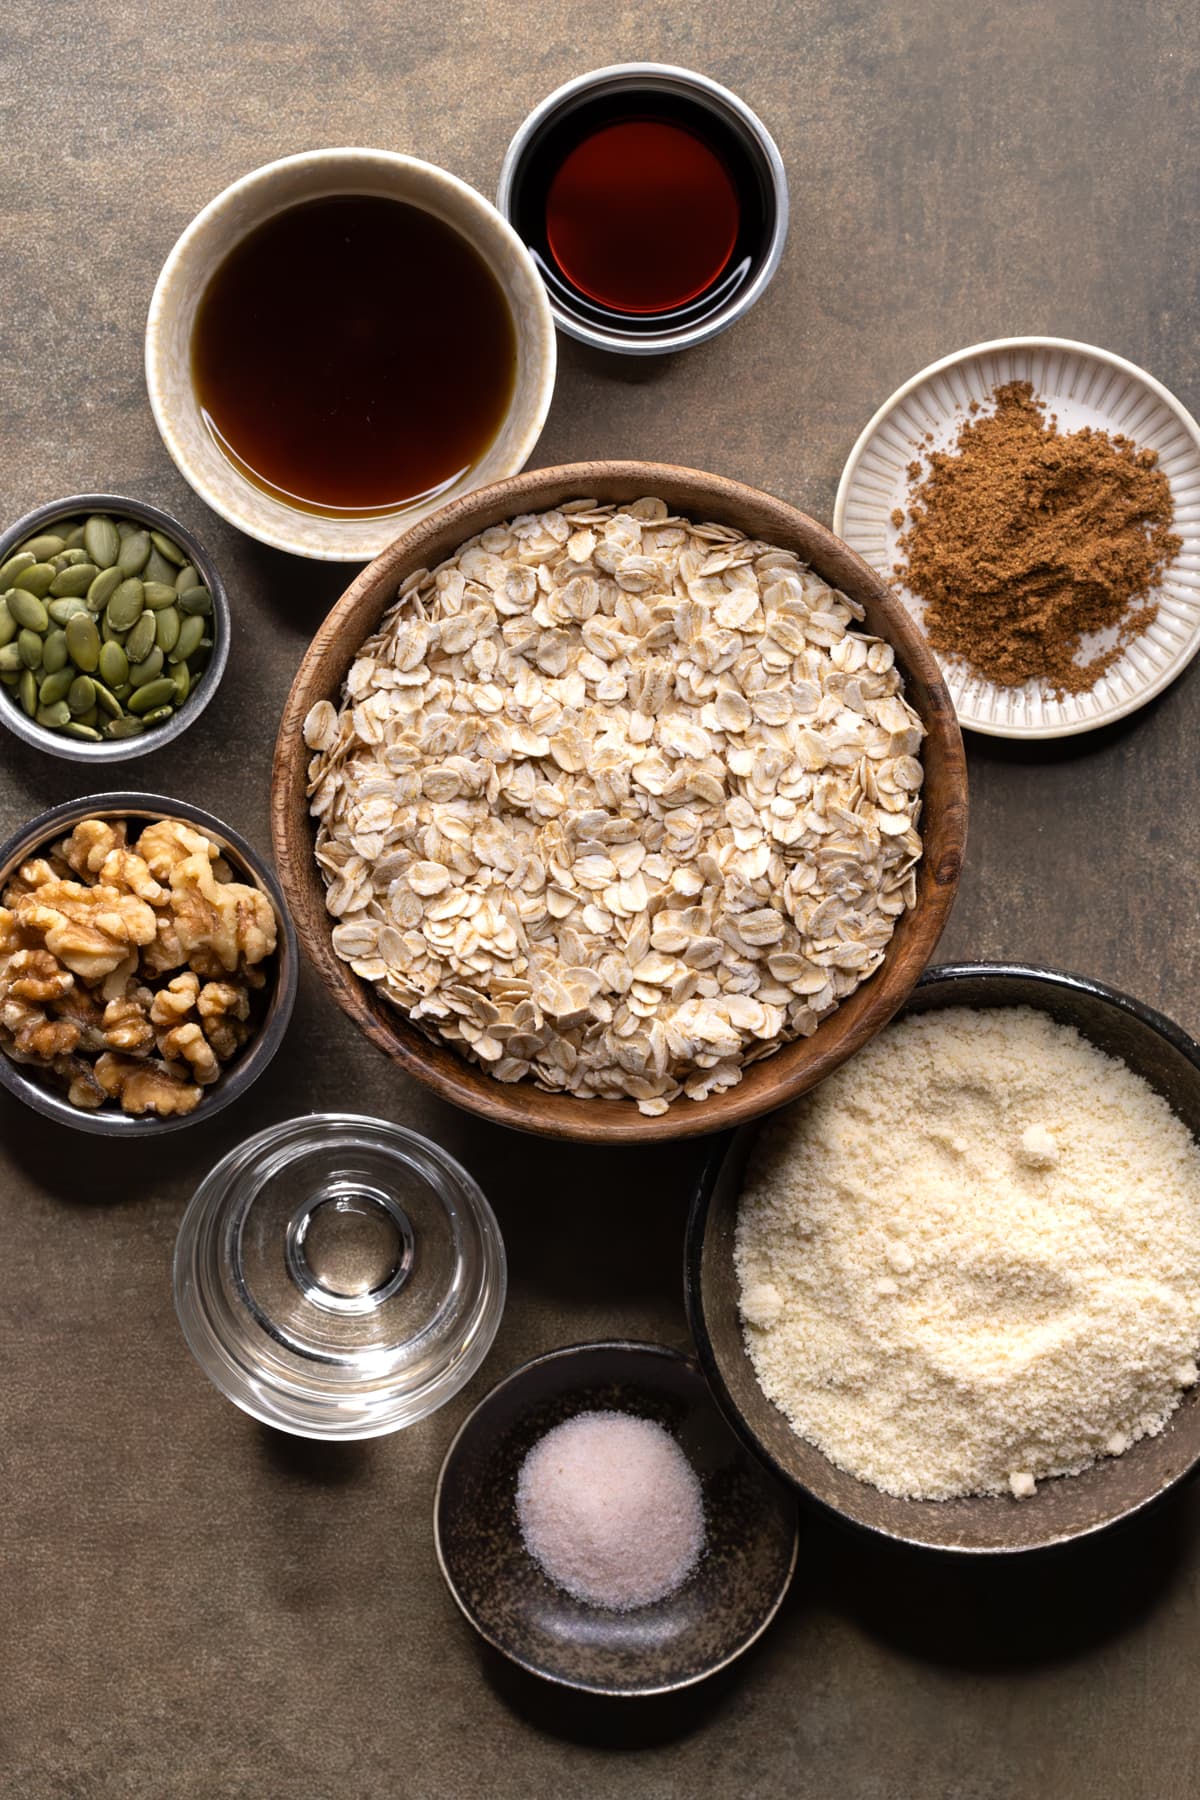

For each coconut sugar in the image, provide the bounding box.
[516,1411,704,1609]
[735,1007,1200,1501]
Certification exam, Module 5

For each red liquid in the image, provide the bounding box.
[544,118,740,315]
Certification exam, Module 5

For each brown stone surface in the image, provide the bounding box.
[1,1,1198,1795]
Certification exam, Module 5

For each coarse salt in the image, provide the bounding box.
[516,1411,704,1610]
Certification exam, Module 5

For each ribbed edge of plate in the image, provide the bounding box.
[834,338,1200,738]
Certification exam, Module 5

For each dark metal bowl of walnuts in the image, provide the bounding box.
[0,793,297,1134]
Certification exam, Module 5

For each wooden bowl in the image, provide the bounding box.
[686,964,1200,1553]
[272,462,968,1143]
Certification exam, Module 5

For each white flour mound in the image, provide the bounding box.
[735,1006,1200,1500]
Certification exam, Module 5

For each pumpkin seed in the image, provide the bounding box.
[13,564,54,600]
[177,585,213,617]
[39,668,74,706]
[112,682,133,702]
[65,613,101,671]
[106,578,145,631]
[0,643,22,672]
[127,677,176,713]
[124,611,157,665]
[49,562,100,598]
[18,629,43,669]
[105,715,144,738]
[0,670,19,687]
[117,530,151,576]
[101,616,127,646]
[129,646,164,687]
[42,630,69,674]
[174,564,199,593]
[0,599,13,646]
[87,566,122,612]
[62,525,86,549]
[116,519,137,538]
[36,700,71,729]
[18,668,37,715]
[141,581,178,610]
[67,675,95,715]
[98,641,128,687]
[92,680,122,718]
[51,548,89,570]
[48,597,89,625]
[84,516,121,568]
[75,705,99,727]
[63,722,102,741]
[170,663,191,703]
[155,605,181,655]
[23,533,66,561]
[143,546,177,586]
[139,705,175,726]
[7,588,49,631]
[170,614,206,662]
[149,529,186,567]
[0,552,37,590]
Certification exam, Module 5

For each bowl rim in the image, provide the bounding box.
[495,61,790,356]
[684,958,1200,1554]
[0,492,230,763]
[0,790,298,1135]
[145,146,558,562]
[271,458,968,1144]
[432,1336,800,1696]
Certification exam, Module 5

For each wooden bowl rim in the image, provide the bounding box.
[271,459,968,1143]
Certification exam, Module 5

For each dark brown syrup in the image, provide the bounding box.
[191,195,517,518]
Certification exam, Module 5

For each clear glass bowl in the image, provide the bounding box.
[173,1114,507,1439]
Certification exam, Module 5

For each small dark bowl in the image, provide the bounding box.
[686,963,1200,1554]
[434,1340,798,1695]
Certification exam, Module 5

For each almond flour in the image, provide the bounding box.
[735,1006,1200,1501]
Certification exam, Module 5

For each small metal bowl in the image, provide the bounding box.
[686,963,1200,1554]
[498,63,789,356]
[434,1340,798,1695]
[0,791,297,1135]
[0,493,229,763]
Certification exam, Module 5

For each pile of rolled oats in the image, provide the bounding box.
[304,499,925,1116]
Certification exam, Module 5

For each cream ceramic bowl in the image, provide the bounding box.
[145,149,557,562]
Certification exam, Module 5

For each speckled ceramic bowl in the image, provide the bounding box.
[434,1340,798,1695]
[145,149,557,562]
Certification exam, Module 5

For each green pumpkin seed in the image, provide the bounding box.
[39,668,74,706]
[0,670,19,688]
[42,630,69,675]
[67,675,95,715]
[0,599,13,647]
[63,721,102,742]
[91,680,123,719]
[155,605,181,655]
[0,552,36,591]
[50,549,83,571]
[21,533,66,562]
[140,705,175,726]
[7,588,49,631]
[47,596,89,625]
[170,663,191,703]
[170,614,206,662]
[142,547,176,586]
[62,525,86,550]
[177,585,213,617]
[49,562,100,598]
[0,643,22,672]
[117,530,151,576]
[127,677,176,713]
[149,529,186,566]
[18,668,37,715]
[98,641,128,687]
[75,705,99,727]
[101,615,127,646]
[13,564,54,600]
[124,610,157,664]
[129,646,164,687]
[86,566,122,612]
[36,700,71,729]
[83,516,121,568]
[174,564,199,594]
[106,577,145,631]
[104,715,144,738]
[18,629,43,669]
[141,581,178,610]
[112,681,133,702]
[65,613,101,672]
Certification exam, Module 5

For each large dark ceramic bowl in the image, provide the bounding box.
[685,963,1200,1554]
[433,1340,798,1694]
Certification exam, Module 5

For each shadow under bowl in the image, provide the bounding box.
[686,962,1200,1553]
[434,1340,798,1695]
[0,792,297,1135]
[271,459,968,1144]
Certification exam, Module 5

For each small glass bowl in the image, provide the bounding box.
[173,1114,508,1439]
[0,492,229,762]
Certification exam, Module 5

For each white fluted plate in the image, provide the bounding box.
[833,337,1200,738]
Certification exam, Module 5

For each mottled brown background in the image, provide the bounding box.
[2,1,1198,1795]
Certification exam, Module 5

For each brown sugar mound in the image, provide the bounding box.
[894,381,1180,695]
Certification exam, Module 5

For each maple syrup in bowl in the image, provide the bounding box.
[499,64,788,356]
